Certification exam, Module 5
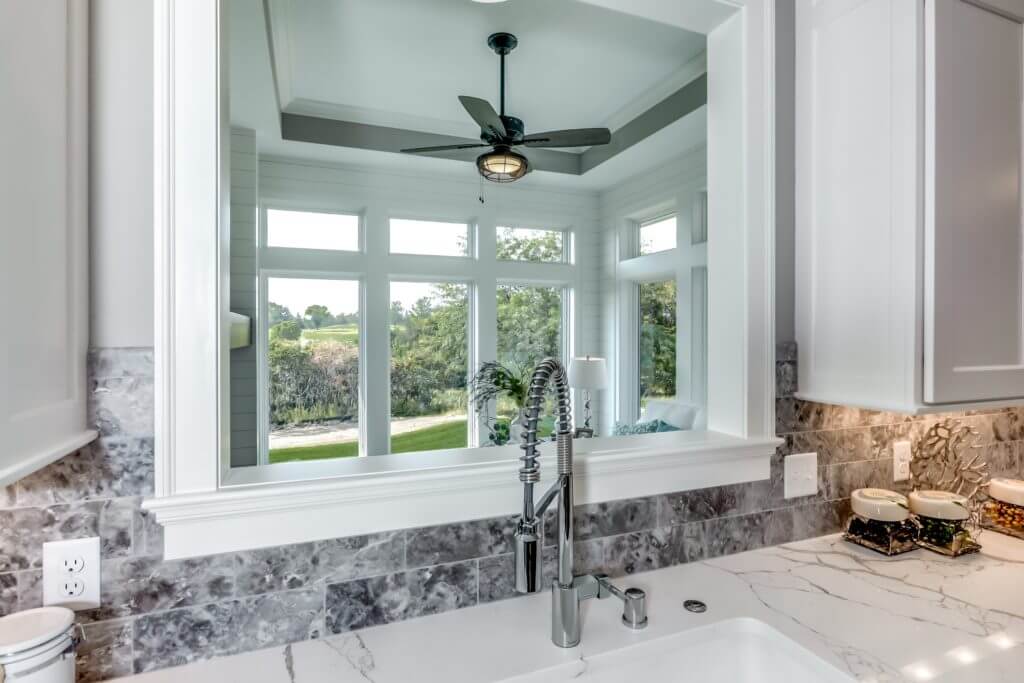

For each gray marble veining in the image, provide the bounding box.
[132,588,324,673]
[325,561,477,633]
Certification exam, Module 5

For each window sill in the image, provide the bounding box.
[144,431,780,559]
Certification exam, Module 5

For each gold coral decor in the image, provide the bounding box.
[910,418,989,522]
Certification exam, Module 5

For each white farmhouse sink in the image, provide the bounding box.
[500,618,855,683]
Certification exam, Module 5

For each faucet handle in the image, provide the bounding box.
[595,575,648,630]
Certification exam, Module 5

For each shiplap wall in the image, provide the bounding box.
[230,129,259,466]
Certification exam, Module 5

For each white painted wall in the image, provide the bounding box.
[89,0,154,348]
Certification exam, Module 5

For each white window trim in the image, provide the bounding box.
[150,0,779,559]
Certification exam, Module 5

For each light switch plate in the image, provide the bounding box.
[893,440,912,482]
[43,537,100,610]
[784,452,818,499]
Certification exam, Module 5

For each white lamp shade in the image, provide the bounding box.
[568,356,607,390]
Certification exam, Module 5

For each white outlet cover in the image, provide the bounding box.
[784,452,818,499]
[893,440,912,482]
[43,537,100,610]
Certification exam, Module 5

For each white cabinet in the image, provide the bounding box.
[796,0,1024,413]
[0,0,95,486]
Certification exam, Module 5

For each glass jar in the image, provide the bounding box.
[909,490,980,557]
[843,489,918,556]
[981,478,1024,540]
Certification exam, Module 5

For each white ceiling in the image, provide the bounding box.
[229,0,709,191]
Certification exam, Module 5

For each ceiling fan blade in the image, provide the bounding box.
[521,128,612,148]
[458,96,507,140]
[401,142,490,154]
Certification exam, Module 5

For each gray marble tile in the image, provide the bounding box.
[231,533,405,596]
[405,517,514,568]
[100,497,138,559]
[782,427,874,466]
[0,503,101,572]
[78,619,134,683]
[16,570,42,611]
[89,376,155,437]
[99,554,236,619]
[88,348,154,380]
[669,522,707,564]
[824,459,893,501]
[659,481,771,525]
[602,528,674,578]
[325,561,476,634]
[132,587,324,673]
[703,511,777,559]
[314,532,405,584]
[984,442,1020,479]
[0,573,16,616]
[776,361,797,398]
[16,437,154,506]
[1,485,14,509]
[133,505,164,557]
[478,551,558,604]
[776,398,831,434]
[572,538,608,576]
[572,497,658,542]
[827,406,914,430]
[776,341,798,363]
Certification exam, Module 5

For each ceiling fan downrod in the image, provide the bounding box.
[487,32,518,117]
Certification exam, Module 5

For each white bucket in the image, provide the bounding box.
[0,608,78,683]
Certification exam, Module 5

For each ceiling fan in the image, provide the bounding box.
[400,32,612,183]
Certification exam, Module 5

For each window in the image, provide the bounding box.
[266,277,360,464]
[390,218,469,257]
[496,284,563,437]
[496,226,565,263]
[639,214,677,255]
[389,281,469,453]
[266,209,359,251]
[638,279,676,409]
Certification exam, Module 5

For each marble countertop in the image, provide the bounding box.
[115,531,1024,682]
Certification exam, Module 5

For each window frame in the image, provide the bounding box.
[264,206,363,253]
[149,0,779,560]
[495,224,571,265]
[637,212,679,256]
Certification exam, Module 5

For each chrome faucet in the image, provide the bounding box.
[513,358,648,648]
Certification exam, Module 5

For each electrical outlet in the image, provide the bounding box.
[784,452,818,499]
[43,537,100,610]
[894,440,912,482]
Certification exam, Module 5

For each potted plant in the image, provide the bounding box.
[469,361,531,446]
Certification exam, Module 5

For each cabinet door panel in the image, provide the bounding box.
[925,0,1024,402]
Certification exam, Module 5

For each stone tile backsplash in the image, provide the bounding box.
[0,345,1022,681]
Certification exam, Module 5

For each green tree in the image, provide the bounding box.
[639,279,677,401]
[270,319,302,341]
[304,304,331,329]
[268,301,294,325]
[496,229,562,262]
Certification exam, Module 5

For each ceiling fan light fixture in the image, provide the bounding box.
[477,147,528,183]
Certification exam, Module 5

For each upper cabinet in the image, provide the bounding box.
[0,0,95,486]
[796,0,1024,413]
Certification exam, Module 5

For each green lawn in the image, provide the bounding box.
[300,324,359,344]
[269,419,468,463]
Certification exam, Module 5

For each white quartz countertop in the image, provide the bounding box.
[116,531,1024,682]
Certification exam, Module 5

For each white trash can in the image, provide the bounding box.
[0,607,79,683]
